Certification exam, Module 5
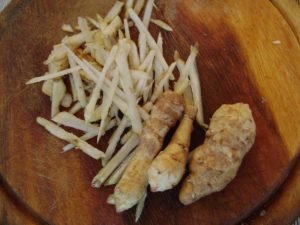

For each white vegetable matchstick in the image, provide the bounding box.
[104,16,122,36]
[135,192,147,223]
[84,45,118,122]
[87,17,101,30]
[107,194,115,205]
[139,50,156,71]
[121,130,133,145]
[63,132,97,152]
[143,81,154,103]
[130,70,150,81]
[142,0,155,28]
[62,118,117,152]
[82,59,126,100]
[68,54,87,107]
[133,0,145,15]
[97,70,120,142]
[102,117,129,166]
[154,32,164,85]
[174,45,198,94]
[26,66,81,84]
[104,149,136,186]
[189,61,204,125]
[104,1,124,23]
[92,133,139,188]
[124,19,131,40]
[68,101,82,115]
[68,75,78,101]
[136,78,148,95]
[52,112,99,134]
[61,93,73,108]
[138,106,150,121]
[118,29,125,39]
[62,44,98,82]
[51,79,66,117]
[138,32,149,62]
[62,24,74,33]
[82,60,129,116]
[151,61,177,102]
[78,17,92,42]
[50,63,66,118]
[44,44,67,65]
[61,33,86,50]
[102,83,129,116]
[42,80,53,96]
[37,117,105,159]
[125,0,134,17]
[116,42,142,134]
[128,8,169,71]
[150,19,173,32]
[129,42,140,69]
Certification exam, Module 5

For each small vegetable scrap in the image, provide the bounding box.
[26,0,256,221]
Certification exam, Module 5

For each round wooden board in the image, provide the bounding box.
[0,0,299,225]
[0,159,299,225]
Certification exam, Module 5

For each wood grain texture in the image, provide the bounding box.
[0,179,44,225]
[271,0,300,43]
[248,158,300,225]
[249,1,300,224]
[0,0,299,225]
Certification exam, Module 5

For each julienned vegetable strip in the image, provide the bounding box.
[26,66,81,84]
[102,117,129,166]
[37,117,105,159]
[84,45,118,122]
[25,0,208,220]
[97,70,120,142]
[92,133,139,188]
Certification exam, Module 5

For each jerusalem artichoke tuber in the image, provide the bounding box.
[113,91,184,212]
[148,104,197,192]
[179,103,256,205]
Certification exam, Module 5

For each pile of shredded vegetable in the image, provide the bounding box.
[26,0,204,221]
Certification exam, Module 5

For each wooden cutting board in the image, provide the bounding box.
[0,0,299,225]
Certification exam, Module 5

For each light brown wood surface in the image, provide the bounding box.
[250,1,300,224]
[271,0,300,43]
[0,180,44,225]
[249,158,300,225]
[0,0,299,225]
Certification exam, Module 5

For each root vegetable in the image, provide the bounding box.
[179,103,256,205]
[148,104,197,192]
[113,91,184,212]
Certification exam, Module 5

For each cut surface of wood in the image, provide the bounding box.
[0,0,299,225]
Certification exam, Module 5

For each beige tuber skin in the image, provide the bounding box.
[113,91,184,212]
[179,103,256,205]
[148,104,197,192]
